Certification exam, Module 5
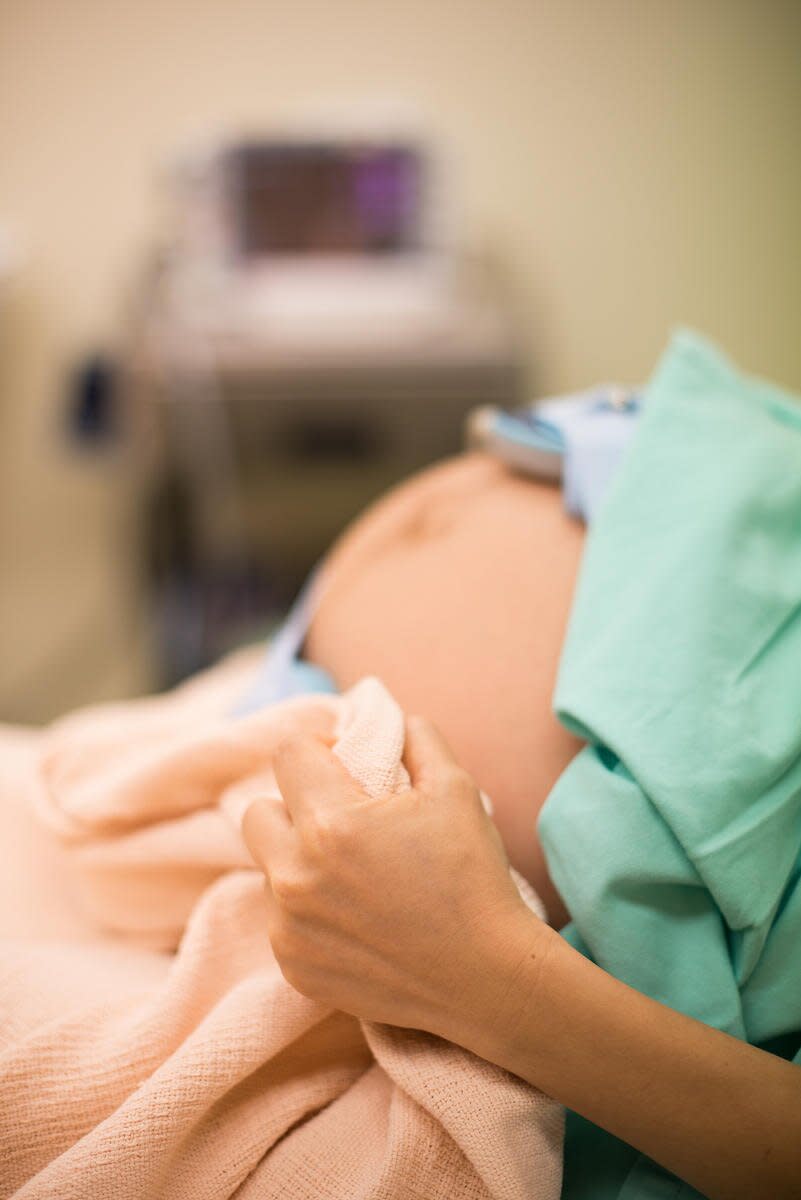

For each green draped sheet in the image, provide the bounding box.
[538,330,801,1199]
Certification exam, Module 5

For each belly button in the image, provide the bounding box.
[401,505,461,542]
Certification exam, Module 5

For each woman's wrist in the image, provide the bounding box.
[431,902,556,1066]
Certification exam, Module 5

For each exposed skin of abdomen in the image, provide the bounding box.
[304,452,586,929]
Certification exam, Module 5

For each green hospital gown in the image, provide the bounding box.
[537,330,801,1199]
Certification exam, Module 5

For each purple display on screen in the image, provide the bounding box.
[353,150,421,249]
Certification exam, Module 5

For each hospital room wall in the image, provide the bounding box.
[1,0,800,721]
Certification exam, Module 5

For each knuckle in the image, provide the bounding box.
[269,866,308,908]
[308,807,338,841]
[444,764,476,795]
[308,807,353,852]
[275,733,308,766]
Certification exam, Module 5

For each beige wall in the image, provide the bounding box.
[1,0,800,720]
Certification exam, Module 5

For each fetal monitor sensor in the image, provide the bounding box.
[465,386,641,486]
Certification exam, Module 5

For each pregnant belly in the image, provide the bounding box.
[304,453,585,928]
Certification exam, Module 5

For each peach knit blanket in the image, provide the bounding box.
[0,653,563,1199]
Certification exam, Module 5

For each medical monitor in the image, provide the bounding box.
[224,141,425,259]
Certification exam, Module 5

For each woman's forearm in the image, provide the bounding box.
[449,915,801,1200]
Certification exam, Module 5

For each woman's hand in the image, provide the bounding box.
[242,713,801,1200]
[241,715,541,1040]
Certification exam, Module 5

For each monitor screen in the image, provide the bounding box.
[228,142,424,257]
